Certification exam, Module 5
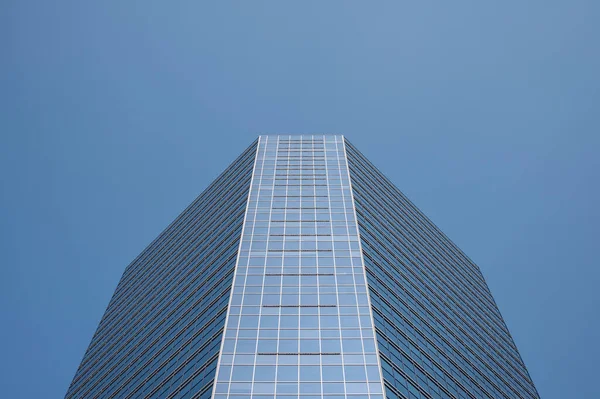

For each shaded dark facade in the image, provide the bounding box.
[66,135,538,399]
[65,141,257,399]
[345,141,539,399]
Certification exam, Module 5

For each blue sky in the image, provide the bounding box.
[1,2,599,398]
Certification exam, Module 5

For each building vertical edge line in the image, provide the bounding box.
[341,136,387,397]
[210,137,262,399]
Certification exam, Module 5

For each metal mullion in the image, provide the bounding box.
[112,309,227,399]
[322,136,346,398]
[97,174,252,334]
[76,256,235,395]
[74,239,240,390]
[361,238,524,379]
[371,299,525,399]
[342,136,391,399]
[356,202,513,345]
[82,217,244,364]
[346,142,488,286]
[351,174,503,322]
[231,137,265,398]
[118,143,256,283]
[94,178,251,335]
[364,256,534,397]
[89,210,245,353]
[356,201,516,350]
[365,223,518,361]
[80,288,231,399]
[210,135,262,399]
[248,135,279,397]
[115,144,256,294]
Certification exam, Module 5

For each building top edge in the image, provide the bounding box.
[258,134,344,140]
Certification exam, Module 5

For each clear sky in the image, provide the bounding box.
[1,2,599,398]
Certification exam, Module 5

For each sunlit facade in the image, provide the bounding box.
[66,135,538,399]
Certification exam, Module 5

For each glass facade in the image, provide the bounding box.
[66,135,538,399]
[213,135,385,399]
[345,140,540,399]
[65,140,257,399]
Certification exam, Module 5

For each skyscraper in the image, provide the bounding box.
[66,135,539,399]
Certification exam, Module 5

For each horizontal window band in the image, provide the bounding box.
[263,305,337,308]
[257,352,341,356]
[269,234,332,237]
[274,169,327,171]
[267,249,333,252]
[273,184,329,187]
[270,220,330,223]
[264,273,334,276]
[272,195,329,198]
[271,207,330,210]
[240,250,354,254]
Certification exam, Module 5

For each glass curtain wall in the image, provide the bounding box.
[65,141,257,399]
[213,135,385,399]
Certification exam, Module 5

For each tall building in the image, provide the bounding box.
[66,135,539,399]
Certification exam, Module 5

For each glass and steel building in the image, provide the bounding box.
[66,135,539,399]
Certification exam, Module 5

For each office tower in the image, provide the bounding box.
[66,135,539,399]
